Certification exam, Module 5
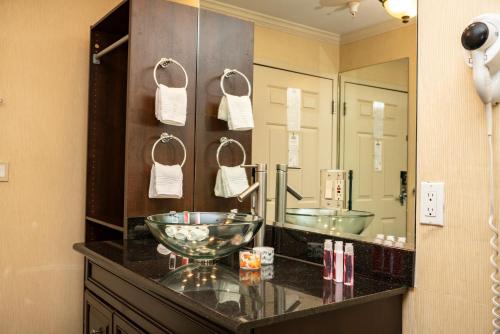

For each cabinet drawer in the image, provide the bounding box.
[85,290,113,334]
[86,261,221,334]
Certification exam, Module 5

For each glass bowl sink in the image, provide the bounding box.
[145,212,263,263]
[286,208,374,235]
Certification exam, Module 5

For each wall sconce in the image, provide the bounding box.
[379,0,417,23]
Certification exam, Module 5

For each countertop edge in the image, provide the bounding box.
[74,242,408,333]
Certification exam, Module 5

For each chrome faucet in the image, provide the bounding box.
[275,164,303,227]
[237,163,268,247]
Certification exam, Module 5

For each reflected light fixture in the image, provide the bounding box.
[379,0,417,23]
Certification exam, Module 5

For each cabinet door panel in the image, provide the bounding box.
[85,291,113,334]
[113,314,145,334]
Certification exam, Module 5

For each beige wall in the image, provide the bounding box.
[405,0,500,332]
[0,0,197,333]
[340,25,417,244]
[342,58,409,91]
[254,25,339,78]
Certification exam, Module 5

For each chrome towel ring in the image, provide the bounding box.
[216,137,247,167]
[153,57,188,89]
[220,69,251,96]
[151,133,187,167]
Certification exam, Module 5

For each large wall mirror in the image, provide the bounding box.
[200,0,417,249]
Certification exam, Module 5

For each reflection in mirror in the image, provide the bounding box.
[200,0,417,249]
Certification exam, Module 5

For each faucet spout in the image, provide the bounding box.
[237,182,260,202]
[287,185,303,200]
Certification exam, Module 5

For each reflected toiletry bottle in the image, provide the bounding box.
[323,239,333,280]
[334,241,344,283]
[334,282,344,302]
[384,235,396,274]
[344,243,354,286]
[323,279,333,304]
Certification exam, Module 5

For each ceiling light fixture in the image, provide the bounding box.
[379,0,417,24]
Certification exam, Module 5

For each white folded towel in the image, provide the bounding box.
[218,94,254,131]
[214,166,249,198]
[148,162,183,199]
[155,84,187,126]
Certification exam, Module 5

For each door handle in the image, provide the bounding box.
[397,192,407,205]
[398,171,408,206]
[91,328,103,334]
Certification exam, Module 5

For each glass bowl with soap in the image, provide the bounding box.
[145,212,263,265]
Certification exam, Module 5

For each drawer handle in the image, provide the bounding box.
[91,329,103,334]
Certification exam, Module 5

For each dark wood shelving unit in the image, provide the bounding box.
[85,0,253,241]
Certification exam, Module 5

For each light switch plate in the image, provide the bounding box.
[420,181,444,226]
[0,162,9,181]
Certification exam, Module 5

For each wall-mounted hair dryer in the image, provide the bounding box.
[462,14,500,106]
[462,14,500,333]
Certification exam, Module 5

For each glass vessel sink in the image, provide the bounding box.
[145,212,263,264]
[286,208,374,235]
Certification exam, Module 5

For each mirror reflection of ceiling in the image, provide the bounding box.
[203,0,409,36]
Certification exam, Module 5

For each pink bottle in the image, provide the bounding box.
[323,240,333,280]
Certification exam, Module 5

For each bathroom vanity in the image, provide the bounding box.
[77,1,418,333]
[76,239,406,334]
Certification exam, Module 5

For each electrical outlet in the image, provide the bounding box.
[424,191,437,217]
[0,162,8,182]
[420,182,444,226]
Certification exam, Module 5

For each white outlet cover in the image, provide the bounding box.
[420,181,444,226]
[0,162,8,181]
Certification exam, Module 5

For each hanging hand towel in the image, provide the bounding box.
[217,69,254,131]
[149,162,183,199]
[155,85,187,126]
[218,94,254,131]
[153,58,189,126]
[214,166,249,198]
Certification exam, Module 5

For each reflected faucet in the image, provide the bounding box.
[237,163,268,247]
[275,164,303,227]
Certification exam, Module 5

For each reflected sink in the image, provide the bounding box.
[160,264,263,315]
[286,208,374,235]
[145,212,263,263]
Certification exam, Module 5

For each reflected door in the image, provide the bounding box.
[252,65,335,222]
[342,83,407,237]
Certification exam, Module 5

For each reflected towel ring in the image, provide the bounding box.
[220,69,251,96]
[216,137,247,167]
[151,133,187,167]
[154,57,188,89]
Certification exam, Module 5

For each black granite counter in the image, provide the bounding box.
[74,238,407,333]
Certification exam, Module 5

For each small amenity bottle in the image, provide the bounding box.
[334,241,344,283]
[344,243,354,286]
[323,239,333,280]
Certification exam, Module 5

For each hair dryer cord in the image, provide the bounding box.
[486,103,500,333]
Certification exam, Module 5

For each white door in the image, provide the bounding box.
[342,82,408,237]
[252,65,335,222]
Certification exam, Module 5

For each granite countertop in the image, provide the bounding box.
[74,238,407,332]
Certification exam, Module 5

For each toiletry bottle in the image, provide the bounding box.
[344,243,354,286]
[334,241,344,283]
[323,239,333,280]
